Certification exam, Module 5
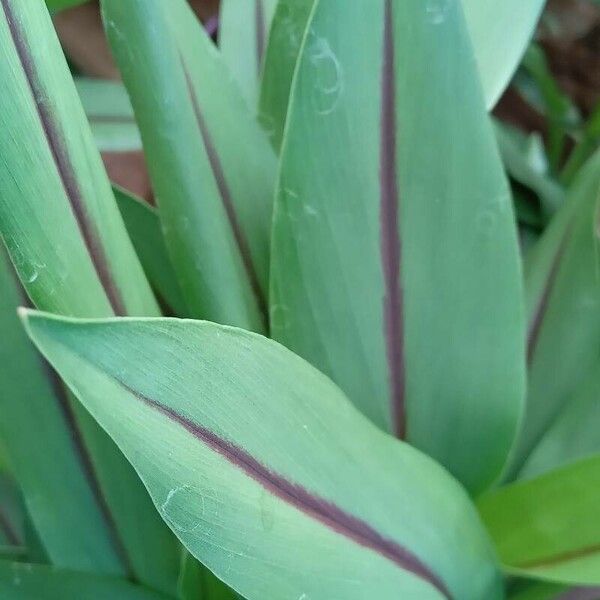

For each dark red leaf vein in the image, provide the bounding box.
[120,381,451,598]
[379,0,406,439]
[255,0,266,73]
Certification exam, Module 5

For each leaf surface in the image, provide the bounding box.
[271,0,525,494]
[22,311,503,600]
[102,0,277,332]
[479,456,600,586]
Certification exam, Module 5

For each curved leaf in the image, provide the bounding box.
[463,0,545,108]
[0,562,169,600]
[271,0,525,494]
[22,311,503,600]
[479,456,600,586]
[510,150,600,474]
[219,0,277,108]
[101,0,277,332]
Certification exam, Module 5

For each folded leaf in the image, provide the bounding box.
[0,1,178,592]
[113,186,189,317]
[463,0,545,108]
[219,0,277,108]
[271,0,525,494]
[520,361,600,480]
[0,561,169,600]
[75,77,141,153]
[101,0,277,332]
[22,311,503,600]
[510,150,600,473]
[479,456,600,586]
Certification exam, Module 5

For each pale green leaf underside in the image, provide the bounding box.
[22,311,502,600]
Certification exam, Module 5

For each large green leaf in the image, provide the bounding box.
[0,1,178,592]
[0,561,169,600]
[259,0,543,153]
[479,456,600,586]
[75,77,142,153]
[509,150,600,474]
[113,186,189,317]
[463,0,546,108]
[271,0,525,494]
[219,0,277,108]
[22,311,503,600]
[101,0,277,332]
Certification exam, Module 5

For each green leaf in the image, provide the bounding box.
[219,0,277,108]
[22,311,503,600]
[0,561,170,600]
[479,456,600,586]
[0,2,179,592]
[45,0,87,12]
[519,360,600,480]
[510,150,600,474]
[0,472,22,550]
[271,0,525,494]
[463,0,545,108]
[101,0,277,332]
[0,0,158,318]
[113,186,189,317]
[259,0,543,153]
[509,582,600,600]
[177,551,239,600]
[75,77,142,153]
[0,250,126,573]
[258,0,313,151]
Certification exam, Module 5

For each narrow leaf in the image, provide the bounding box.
[75,77,141,153]
[510,582,600,600]
[0,561,170,600]
[479,456,600,586]
[0,1,179,592]
[177,551,239,600]
[113,186,189,317]
[101,0,277,332]
[22,311,503,600]
[271,0,525,494]
[219,0,277,108]
[509,150,600,473]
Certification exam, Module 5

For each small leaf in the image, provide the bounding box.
[101,0,277,332]
[271,0,525,494]
[479,456,600,586]
[0,561,170,600]
[219,0,277,108]
[22,311,503,600]
[113,186,189,317]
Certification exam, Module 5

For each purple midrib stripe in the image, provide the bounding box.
[181,61,268,329]
[526,226,571,364]
[1,0,126,316]
[119,380,450,598]
[379,0,406,439]
[255,0,266,73]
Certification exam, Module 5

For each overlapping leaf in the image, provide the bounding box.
[23,311,503,600]
[479,456,600,586]
[271,0,525,494]
[101,0,277,332]
[0,1,178,592]
[509,150,600,474]
[219,0,277,108]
